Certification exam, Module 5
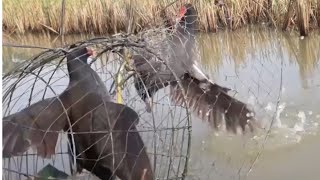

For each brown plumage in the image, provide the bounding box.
[64,45,153,180]
[2,45,97,159]
[170,73,256,133]
[3,45,154,180]
[67,92,153,180]
[3,97,67,158]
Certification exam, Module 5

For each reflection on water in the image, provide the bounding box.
[3,33,96,73]
[2,26,320,180]
[198,26,320,88]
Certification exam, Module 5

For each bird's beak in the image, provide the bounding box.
[86,47,98,65]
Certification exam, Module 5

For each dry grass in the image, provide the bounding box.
[2,0,320,35]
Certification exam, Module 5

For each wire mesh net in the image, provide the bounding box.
[4,2,319,180]
[2,3,264,179]
[2,32,195,180]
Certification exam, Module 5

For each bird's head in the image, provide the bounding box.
[177,3,197,28]
[67,44,94,64]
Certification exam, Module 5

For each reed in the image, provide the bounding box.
[2,0,320,35]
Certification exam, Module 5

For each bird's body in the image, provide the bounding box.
[67,93,152,180]
[64,46,153,180]
[63,46,115,179]
[3,45,153,180]
[128,3,257,133]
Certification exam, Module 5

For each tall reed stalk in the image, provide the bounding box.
[3,0,320,35]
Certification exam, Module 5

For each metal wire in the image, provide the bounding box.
[2,30,192,180]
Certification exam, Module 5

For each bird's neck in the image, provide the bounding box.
[67,58,89,81]
[177,16,197,36]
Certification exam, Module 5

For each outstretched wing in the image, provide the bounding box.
[3,97,68,158]
[170,74,257,134]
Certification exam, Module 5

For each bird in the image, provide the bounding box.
[3,45,153,180]
[126,3,257,133]
[63,45,115,180]
[64,44,153,180]
[2,45,99,159]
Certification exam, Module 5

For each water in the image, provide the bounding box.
[191,26,320,180]
[2,26,320,180]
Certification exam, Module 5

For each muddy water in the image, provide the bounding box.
[2,26,320,180]
[190,26,320,180]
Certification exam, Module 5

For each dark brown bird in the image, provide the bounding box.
[2,46,95,159]
[3,45,153,180]
[63,45,116,180]
[64,45,153,180]
[129,3,257,133]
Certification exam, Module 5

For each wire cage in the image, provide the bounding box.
[2,32,193,180]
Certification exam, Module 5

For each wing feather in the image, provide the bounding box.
[170,74,257,133]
